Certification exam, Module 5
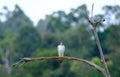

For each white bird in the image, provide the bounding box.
[57,42,65,57]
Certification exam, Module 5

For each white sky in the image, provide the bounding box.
[0,0,120,25]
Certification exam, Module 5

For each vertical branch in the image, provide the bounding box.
[87,4,111,77]
[93,29,111,77]
[91,3,94,18]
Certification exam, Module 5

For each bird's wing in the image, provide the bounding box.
[62,45,65,52]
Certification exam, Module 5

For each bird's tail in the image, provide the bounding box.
[59,58,63,63]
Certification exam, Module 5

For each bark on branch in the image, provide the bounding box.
[86,3,111,77]
[13,56,105,76]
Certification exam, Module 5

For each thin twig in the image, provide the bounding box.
[91,3,94,18]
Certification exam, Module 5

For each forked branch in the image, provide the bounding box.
[86,3,111,77]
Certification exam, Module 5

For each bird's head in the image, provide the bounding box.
[60,42,63,45]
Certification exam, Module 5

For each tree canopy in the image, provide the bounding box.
[0,4,120,77]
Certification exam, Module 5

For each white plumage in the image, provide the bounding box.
[57,42,65,57]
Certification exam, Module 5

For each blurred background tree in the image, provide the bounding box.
[0,4,120,77]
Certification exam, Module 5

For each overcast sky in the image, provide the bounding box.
[0,0,120,25]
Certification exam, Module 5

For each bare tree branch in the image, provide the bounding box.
[93,29,110,77]
[91,3,94,18]
[87,3,111,77]
[13,56,105,75]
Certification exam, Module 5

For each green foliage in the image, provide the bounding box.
[0,66,10,77]
[104,25,120,53]
[70,61,103,77]
[0,4,120,77]
[1,5,33,33]
[46,13,69,33]
[14,25,42,57]
[91,57,102,66]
